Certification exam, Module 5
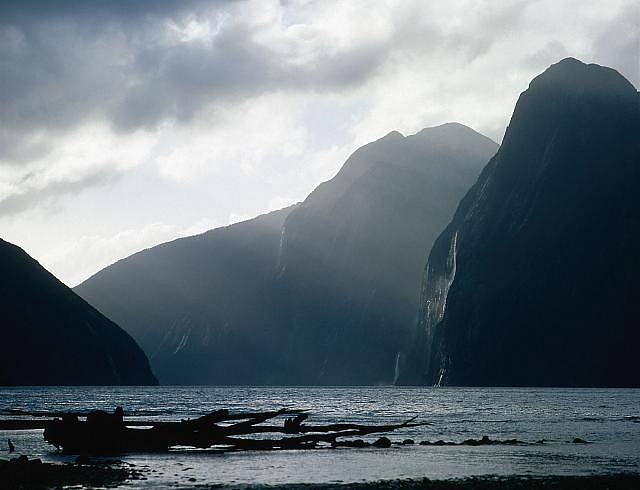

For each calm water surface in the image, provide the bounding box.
[1,386,639,487]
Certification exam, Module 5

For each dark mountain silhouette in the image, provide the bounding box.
[0,238,157,386]
[401,58,640,387]
[76,124,497,385]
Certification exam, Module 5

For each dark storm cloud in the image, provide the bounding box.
[0,0,550,168]
[110,22,391,131]
[0,1,214,161]
[0,0,635,216]
[110,22,279,130]
[0,0,390,164]
[0,1,213,22]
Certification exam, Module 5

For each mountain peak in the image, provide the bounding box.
[527,57,637,98]
[413,122,493,141]
[500,58,638,158]
[384,130,404,139]
[410,123,498,155]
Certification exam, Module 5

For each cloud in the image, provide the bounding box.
[0,167,120,216]
[0,0,637,284]
[0,0,394,164]
[154,93,308,182]
[592,3,640,88]
[0,123,156,217]
[1,0,635,158]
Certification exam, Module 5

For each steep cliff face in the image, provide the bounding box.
[76,207,294,384]
[403,59,640,387]
[275,124,498,384]
[76,124,497,385]
[0,238,157,386]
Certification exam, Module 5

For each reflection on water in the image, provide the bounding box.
[1,386,639,487]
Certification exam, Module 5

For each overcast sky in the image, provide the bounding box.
[1,0,637,286]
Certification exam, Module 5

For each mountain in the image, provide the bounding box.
[0,238,157,386]
[76,207,295,384]
[76,124,498,385]
[274,124,498,384]
[401,58,640,387]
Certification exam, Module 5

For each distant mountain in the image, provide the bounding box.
[274,124,498,384]
[76,123,498,385]
[401,58,640,387]
[76,207,295,384]
[0,238,157,386]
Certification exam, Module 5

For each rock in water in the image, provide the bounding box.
[373,436,392,448]
[0,238,157,386]
[402,58,640,387]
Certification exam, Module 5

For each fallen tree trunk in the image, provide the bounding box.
[39,407,427,455]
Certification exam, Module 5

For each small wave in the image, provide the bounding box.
[0,408,30,415]
[124,409,177,416]
[446,419,516,424]
[0,408,65,417]
[0,407,177,417]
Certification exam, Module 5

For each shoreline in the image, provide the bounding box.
[244,474,640,489]
[2,457,639,490]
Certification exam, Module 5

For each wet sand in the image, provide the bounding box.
[250,474,640,489]
[2,457,639,490]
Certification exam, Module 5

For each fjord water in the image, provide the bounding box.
[1,387,639,487]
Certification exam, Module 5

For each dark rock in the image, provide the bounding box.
[500,439,522,445]
[373,437,392,448]
[572,438,588,444]
[421,436,526,447]
[75,455,90,465]
[462,436,492,446]
[402,439,415,445]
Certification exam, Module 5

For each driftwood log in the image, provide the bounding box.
[29,407,428,455]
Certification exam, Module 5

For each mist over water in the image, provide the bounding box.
[1,386,639,487]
